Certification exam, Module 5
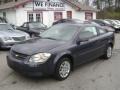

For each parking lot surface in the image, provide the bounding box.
[0,34,120,90]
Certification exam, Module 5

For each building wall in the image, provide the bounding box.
[17,1,96,26]
[16,7,28,26]
[65,4,86,20]
[0,9,16,24]
[0,0,97,26]
[0,12,3,17]
[6,9,16,24]
[93,12,96,19]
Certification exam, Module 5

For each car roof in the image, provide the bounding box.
[55,23,99,27]
[55,19,84,23]
[26,22,42,23]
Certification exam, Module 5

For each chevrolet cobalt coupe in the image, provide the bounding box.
[7,23,115,80]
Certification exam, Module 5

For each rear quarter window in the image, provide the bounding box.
[98,28,107,34]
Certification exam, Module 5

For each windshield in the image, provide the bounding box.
[40,24,79,41]
[104,20,111,24]
[116,20,120,24]
[93,20,105,26]
[90,21,100,26]
[29,22,46,29]
[111,20,118,24]
[0,24,13,30]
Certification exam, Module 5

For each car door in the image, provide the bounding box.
[74,26,101,65]
[95,27,109,55]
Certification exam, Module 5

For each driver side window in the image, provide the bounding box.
[79,27,98,40]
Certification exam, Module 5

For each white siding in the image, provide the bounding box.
[0,9,16,24]
[16,7,28,26]
[93,12,96,19]
[6,10,16,25]
[43,11,54,26]
[65,4,85,20]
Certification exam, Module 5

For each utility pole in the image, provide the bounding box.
[33,0,34,11]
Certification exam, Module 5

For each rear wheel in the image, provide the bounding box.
[54,57,71,81]
[103,45,113,59]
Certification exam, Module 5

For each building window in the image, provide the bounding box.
[54,12,63,21]
[3,12,6,19]
[67,11,72,19]
[28,12,43,22]
[36,14,41,22]
[85,12,93,20]
[36,13,43,22]
[28,14,33,22]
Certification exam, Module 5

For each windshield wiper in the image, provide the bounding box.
[8,29,12,30]
[42,37,58,40]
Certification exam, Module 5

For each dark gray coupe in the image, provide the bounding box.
[7,23,115,80]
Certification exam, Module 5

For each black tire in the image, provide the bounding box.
[31,34,35,38]
[54,57,71,81]
[103,45,113,59]
[0,43,2,49]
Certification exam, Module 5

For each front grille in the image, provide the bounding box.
[12,36,26,41]
[11,50,28,60]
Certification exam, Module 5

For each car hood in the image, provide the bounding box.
[0,30,28,37]
[12,38,65,55]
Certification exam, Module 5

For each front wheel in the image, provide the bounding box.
[54,57,71,81]
[103,45,113,59]
[31,34,36,38]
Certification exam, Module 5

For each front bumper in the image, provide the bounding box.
[7,53,55,76]
[0,42,15,48]
[0,40,27,48]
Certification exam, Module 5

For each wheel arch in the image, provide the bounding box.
[108,39,114,48]
[54,52,74,71]
[108,42,114,48]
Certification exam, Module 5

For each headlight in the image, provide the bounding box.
[26,35,30,40]
[3,37,12,41]
[29,53,51,63]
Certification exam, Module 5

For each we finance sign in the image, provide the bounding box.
[33,0,65,11]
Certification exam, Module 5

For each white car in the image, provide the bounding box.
[115,20,120,26]
[0,23,30,48]
[105,19,120,32]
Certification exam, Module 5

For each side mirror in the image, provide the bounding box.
[24,26,29,29]
[76,38,89,45]
[10,24,16,30]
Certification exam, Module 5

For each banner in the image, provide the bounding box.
[33,0,65,11]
